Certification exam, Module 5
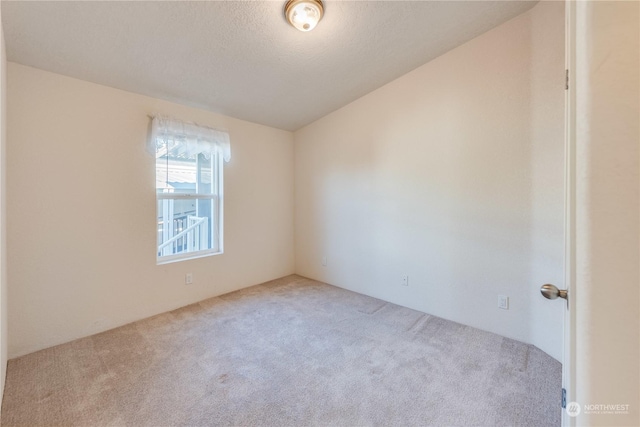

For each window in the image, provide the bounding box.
[149,116,230,264]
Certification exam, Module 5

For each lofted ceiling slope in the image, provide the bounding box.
[2,1,537,131]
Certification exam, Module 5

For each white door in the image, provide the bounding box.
[539,2,577,425]
[562,1,577,424]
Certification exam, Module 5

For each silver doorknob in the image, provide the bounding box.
[540,284,568,300]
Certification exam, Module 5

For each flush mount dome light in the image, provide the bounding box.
[284,0,324,32]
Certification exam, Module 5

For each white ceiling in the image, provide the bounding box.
[1,0,537,131]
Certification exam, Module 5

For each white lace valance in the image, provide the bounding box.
[148,115,231,162]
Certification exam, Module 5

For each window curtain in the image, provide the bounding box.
[148,115,231,162]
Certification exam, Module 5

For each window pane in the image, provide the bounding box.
[196,153,213,195]
[156,144,216,196]
[157,198,217,257]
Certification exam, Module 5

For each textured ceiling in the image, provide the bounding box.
[2,1,537,131]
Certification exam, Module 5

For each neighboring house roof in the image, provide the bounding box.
[156,161,211,191]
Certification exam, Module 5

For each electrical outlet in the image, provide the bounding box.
[498,295,509,310]
[185,273,193,285]
[322,256,327,267]
[401,275,409,286]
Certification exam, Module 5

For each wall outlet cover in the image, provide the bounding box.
[498,295,509,310]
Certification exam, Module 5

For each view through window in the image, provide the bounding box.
[156,140,223,263]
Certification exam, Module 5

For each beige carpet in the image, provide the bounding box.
[1,275,561,426]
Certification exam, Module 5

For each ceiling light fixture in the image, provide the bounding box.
[284,0,324,32]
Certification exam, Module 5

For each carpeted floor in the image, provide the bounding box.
[1,275,562,426]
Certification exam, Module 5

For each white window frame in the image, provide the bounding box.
[156,150,224,265]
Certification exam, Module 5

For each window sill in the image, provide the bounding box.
[157,249,223,265]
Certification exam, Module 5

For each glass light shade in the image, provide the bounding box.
[285,0,324,32]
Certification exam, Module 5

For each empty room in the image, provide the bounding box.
[0,0,637,426]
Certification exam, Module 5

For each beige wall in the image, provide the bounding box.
[575,1,639,425]
[7,63,295,357]
[294,2,565,360]
[0,5,7,406]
